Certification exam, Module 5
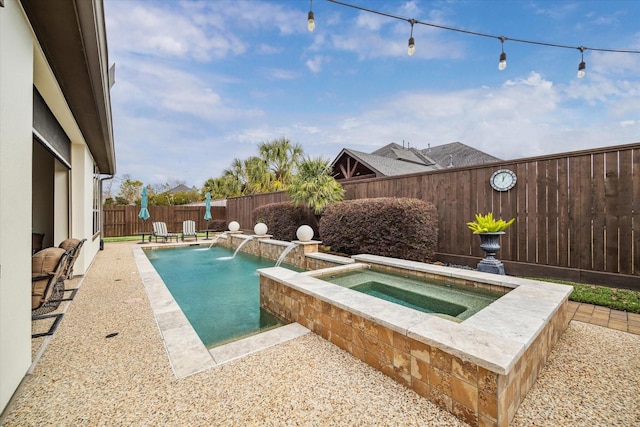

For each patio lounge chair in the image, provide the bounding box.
[32,247,72,315]
[181,220,198,241]
[59,238,87,279]
[152,221,178,243]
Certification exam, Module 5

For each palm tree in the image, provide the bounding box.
[259,137,304,191]
[223,157,272,195]
[244,156,273,194]
[202,176,241,199]
[287,157,344,215]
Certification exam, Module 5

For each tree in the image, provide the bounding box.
[202,176,242,199]
[258,137,304,190]
[117,175,144,205]
[203,137,306,198]
[287,157,344,215]
[223,157,272,195]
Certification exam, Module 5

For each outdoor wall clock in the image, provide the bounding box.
[490,169,517,191]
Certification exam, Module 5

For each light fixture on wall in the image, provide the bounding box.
[577,46,586,78]
[307,0,315,32]
[498,36,507,70]
[408,19,416,56]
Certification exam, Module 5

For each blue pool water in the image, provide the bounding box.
[144,246,283,348]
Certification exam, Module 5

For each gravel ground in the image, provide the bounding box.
[3,242,639,426]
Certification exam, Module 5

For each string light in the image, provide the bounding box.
[316,0,640,78]
[408,19,416,56]
[307,0,315,32]
[577,46,586,78]
[498,36,507,71]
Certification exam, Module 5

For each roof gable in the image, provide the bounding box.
[331,141,500,181]
[422,142,501,168]
[331,148,438,180]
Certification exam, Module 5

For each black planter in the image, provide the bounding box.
[477,232,505,275]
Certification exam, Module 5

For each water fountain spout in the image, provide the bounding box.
[275,242,298,267]
[207,233,223,249]
[231,237,253,259]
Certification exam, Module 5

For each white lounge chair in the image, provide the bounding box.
[182,220,198,241]
[152,221,178,243]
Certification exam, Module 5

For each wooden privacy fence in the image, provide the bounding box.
[226,143,640,288]
[103,205,226,237]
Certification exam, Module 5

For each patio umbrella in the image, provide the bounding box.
[204,192,212,221]
[138,187,150,231]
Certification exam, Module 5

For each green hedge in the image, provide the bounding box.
[253,202,318,241]
[319,197,438,262]
[206,219,227,232]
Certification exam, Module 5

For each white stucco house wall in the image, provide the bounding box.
[0,0,115,413]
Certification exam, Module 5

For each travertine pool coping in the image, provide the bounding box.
[132,245,309,378]
[260,254,573,374]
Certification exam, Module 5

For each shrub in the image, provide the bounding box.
[319,198,438,262]
[207,220,227,232]
[253,202,318,241]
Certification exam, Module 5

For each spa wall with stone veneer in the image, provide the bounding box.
[259,259,572,427]
[217,233,352,270]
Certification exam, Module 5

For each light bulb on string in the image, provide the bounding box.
[408,37,415,56]
[308,11,315,31]
[498,37,507,70]
[407,19,416,56]
[307,0,315,32]
[577,47,586,78]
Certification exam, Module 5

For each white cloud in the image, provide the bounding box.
[112,60,264,123]
[305,55,326,73]
[106,3,245,61]
[268,69,300,80]
[257,43,283,55]
[267,70,635,162]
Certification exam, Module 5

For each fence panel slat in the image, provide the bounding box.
[605,151,620,273]
[592,153,606,271]
[557,158,569,267]
[634,148,640,276]
[546,160,559,266]
[537,160,549,265]
[618,149,633,274]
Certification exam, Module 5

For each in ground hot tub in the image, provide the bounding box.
[318,268,503,321]
[258,254,572,427]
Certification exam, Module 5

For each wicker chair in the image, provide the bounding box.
[59,238,87,279]
[32,247,72,316]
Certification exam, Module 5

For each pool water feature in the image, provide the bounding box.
[320,269,501,321]
[145,246,282,348]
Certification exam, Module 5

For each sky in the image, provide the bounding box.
[104,0,640,193]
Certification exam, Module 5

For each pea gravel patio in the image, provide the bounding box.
[3,242,638,426]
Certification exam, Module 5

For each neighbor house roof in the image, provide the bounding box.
[163,184,193,194]
[421,142,501,168]
[331,148,439,180]
[371,143,438,166]
[331,142,500,181]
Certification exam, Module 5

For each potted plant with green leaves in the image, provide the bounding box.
[467,213,515,275]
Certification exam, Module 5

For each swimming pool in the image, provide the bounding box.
[145,246,283,348]
[318,269,502,321]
